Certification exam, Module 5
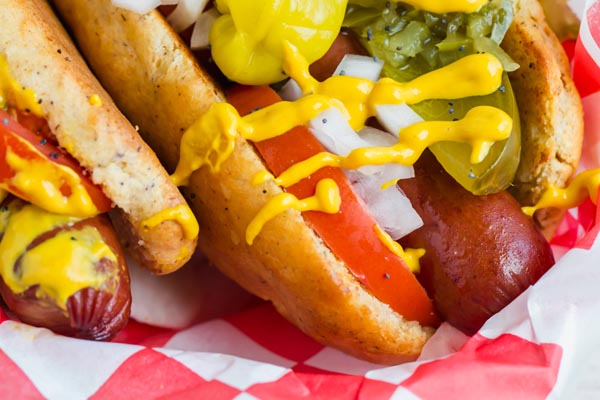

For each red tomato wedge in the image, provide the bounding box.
[0,108,112,214]
[227,85,439,327]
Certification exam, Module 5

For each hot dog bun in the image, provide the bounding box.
[502,0,583,238]
[52,0,582,362]
[1,0,197,274]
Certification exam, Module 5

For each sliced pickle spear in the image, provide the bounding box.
[413,74,520,195]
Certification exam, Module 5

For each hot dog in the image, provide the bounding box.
[52,0,585,362]
[0,0,199,340]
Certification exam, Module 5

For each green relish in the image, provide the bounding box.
[344,0,521,194]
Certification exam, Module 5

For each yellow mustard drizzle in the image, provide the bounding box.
[171,40,510,259]
[88,94,103,106]
[141,203,200,241]
[2,140,101,217]
[373,224,424,273]
[392,0,487,14]
[172,94,340,185]
[523,168,600,216]
[246,178,341,244]
[0,204,118,309]
[0,55,43,116]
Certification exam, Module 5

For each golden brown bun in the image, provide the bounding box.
[52,0,582,362]
[0,0,196,273]
[502,0,584,239]
[52,0,434,363]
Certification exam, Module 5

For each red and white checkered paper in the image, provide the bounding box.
[2,1,600,398]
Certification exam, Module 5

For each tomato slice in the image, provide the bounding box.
[227,85,439,327]
[0,108,112,214]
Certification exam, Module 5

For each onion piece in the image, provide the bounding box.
[112,0,161,14]
[375,103,424,138]
[167,0,210,33]
[190,8,221,50]
[346,169,422,240]
[309,107,369,156]
[358,125,398,147]
[278,79,303,101]
[333,54,384,81]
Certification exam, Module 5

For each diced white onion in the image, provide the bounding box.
[112,0,160,14]
[358,125,398,147]
[309,107,420,239]
[346,169,423,240]
[375,103,424,138]
[278,78,303,101]
[309,107,369,156]
[356,126,413,177]
[167,0,210,33]
[190,8,221,50]
[333,54,384,81]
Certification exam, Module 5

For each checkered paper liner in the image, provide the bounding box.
[2,1,600,398]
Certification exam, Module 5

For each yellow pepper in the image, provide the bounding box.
[210,0,348,85]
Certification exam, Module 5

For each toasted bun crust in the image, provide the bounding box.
[502,0,584,238]
[53,0,582,362]
[52,0,434,363]
[0,0,196,273]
